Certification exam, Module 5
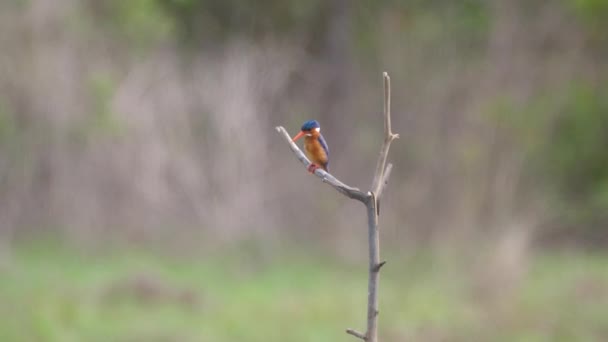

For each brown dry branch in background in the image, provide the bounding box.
[276,72,398,342]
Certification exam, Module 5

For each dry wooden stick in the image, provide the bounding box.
[276,72,397,342]
[373,72,400,197]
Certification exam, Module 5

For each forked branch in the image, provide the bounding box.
[277,72,397,342]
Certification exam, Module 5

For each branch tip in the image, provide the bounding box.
[346,328,367,340]
[373,261,387,272]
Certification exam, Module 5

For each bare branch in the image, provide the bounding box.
[275,126,368,202]
[364,193,380,342]
[277,72,397,342]
[359,72,398,342]
[371,72,399,196]
[346,329,367,340]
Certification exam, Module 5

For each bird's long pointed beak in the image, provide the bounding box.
[292,131,306,142]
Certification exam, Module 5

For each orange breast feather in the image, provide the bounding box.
[304,136,328,171]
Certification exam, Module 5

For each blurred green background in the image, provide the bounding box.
[1,0,607,341]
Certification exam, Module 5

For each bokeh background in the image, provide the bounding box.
[1,0,607,341]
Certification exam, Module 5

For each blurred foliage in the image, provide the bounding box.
[565,0,608,48]
[541,84,608,229]
[0,99,28,165]
[64,73,125,146]
[567,0,608,29]
[152,0,491,56]
[0,100,17,142]
[493,82,608,235]
[352,0,489,63]
[156,0,327,48]
[1,0,608,243]
[87,72,124,137]
[1,243,607,341]
[84,0,174,47]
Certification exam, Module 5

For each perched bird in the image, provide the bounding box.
[292,119,329,173]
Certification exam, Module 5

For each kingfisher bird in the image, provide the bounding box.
[292,119,329,173]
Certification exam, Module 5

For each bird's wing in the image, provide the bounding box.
[317,134,329,170]
[318,134,329,158]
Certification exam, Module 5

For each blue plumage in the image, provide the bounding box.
[301,120,320,131]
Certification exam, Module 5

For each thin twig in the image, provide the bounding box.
[346,329,367,340]
[371,72,399,197]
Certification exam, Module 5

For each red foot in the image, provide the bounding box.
[307,164,320,173]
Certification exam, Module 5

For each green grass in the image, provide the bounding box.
[1,243,607,341]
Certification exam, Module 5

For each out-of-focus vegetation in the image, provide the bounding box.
[1,0,607,246]
[1,0,608,340]
[534,84,608,241]
[1,0,607,244]
[1,243,607,341]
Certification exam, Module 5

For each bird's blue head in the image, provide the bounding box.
[300,120,320,132]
